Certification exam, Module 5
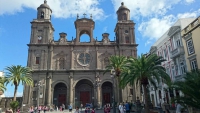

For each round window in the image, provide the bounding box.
[78,53,91,66]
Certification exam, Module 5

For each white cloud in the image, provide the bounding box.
[138,15,176,40]
[111,0,181,18]
[0,0,105,20]
[145,40,151,46]
[185,0,195,4]
[177,9,200,18]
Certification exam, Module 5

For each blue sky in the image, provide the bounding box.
[0,0,200,97]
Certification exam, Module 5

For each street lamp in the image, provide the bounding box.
[110,69,116,113]
[37,80,45,107]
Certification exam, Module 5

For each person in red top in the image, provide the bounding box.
[91,108,95,113]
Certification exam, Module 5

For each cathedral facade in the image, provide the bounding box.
[23,1,139,108]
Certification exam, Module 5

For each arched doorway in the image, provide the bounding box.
[101,82,113,106]
[53,83,67,107]
[75,79,94,107]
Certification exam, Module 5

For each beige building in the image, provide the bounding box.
[181,16,200,71]
[22,1,139,108]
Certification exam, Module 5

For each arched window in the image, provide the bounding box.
[125,36,129,43]
[59,58,65,69]
[41,12,44,19]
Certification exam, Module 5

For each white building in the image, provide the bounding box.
[149,18,195,107]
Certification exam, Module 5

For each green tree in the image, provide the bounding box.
[103,55,127,102]
[171,69,200,109]
[5,65,33,101]
[103,55,127,77]
[0,76,6,94]
[10,101,19,112]
[120,54,171,113]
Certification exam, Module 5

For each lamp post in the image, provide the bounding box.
[110,69,116,113]
[37,80,45,107]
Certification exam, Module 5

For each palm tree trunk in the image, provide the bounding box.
[13,85,18,101]
[143,84,150,113]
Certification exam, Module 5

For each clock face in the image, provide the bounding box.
[38,36,42,40]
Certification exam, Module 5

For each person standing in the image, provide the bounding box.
[68,104,72,112]
[80,103,83,111]
[125,102,130,113]
[119,103,124,113]
[162,101,167,113]
[176,103,183,113]
[29,106,34,113]
[74,107,81,113]
[91,108,95,113]
[62,104,65,112]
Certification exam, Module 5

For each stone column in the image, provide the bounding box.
[97,86,101,108]
[47,73,52,106]
[70,47,74,70]
[69,72,74,106]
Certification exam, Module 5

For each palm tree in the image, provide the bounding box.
[0,76,6,95]
[120,54,171,113]
[103,55,127,102]
[104,55,127,77]
[5,65,33,101]
[171,69,200,109]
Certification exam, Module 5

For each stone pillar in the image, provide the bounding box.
[69,72,74,106]
[70,47,74,70]
[97,86,101,108]
[47,73,52,106]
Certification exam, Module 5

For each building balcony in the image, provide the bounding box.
[170,46,185,59]
[174,74,185,82]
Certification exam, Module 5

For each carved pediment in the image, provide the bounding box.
[55,51,67,58]
[168,26,180,37]
[100,51,112,58]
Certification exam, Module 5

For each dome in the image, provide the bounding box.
[117,2,130,11]
[38,0,51,9]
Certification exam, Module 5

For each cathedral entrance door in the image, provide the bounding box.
[58,94,66,106]
[102,82,112,106]
[80,91,90,106]
[53,83,67,107]
[103,93,110,104]
[75,79,94,107]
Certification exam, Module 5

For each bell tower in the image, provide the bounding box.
[29,0,54,44]
[114,2,136,44]
[74,14,95,44]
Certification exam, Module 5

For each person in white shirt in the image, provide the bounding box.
[119,103,124,113]
[74,107,81,113]
[176,103,183,113]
